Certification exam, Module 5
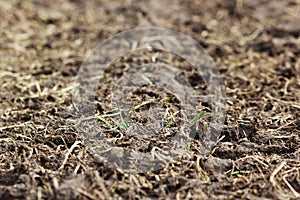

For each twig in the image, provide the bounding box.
[77,188,98,200]
[265,93,300,108]
[59,141,81,170]
[0,123,28,131]
[236,155,269,168]
[283,174,300,198]
[94,171,111,199]
[134,100,153,110]
[270,161,286,186]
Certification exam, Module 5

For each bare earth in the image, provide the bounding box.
[0,0,300,199]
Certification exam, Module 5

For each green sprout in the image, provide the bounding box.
[95,108,130,131]
[95,115,113,129]
[190,111,206,124]
[186,143,191,150]
[118,108,128,131]
[167,123,173,128]
[85,126,92,132]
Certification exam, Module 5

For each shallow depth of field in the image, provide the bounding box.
[0,0,300,199]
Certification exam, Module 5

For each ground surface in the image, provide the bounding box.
[0,0,300,199]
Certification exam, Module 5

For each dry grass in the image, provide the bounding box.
[0,0,300,199]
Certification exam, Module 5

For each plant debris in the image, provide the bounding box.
[0,0,300,199]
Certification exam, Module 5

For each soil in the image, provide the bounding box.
[0,0,300,199]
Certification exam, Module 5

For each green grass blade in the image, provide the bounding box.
[190,111,206,124]
[118,108,128,130]
[95,115,113,129]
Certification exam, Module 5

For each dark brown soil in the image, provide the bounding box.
[1,0,300,199]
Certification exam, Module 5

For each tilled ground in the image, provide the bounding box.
[0,0,300,199]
